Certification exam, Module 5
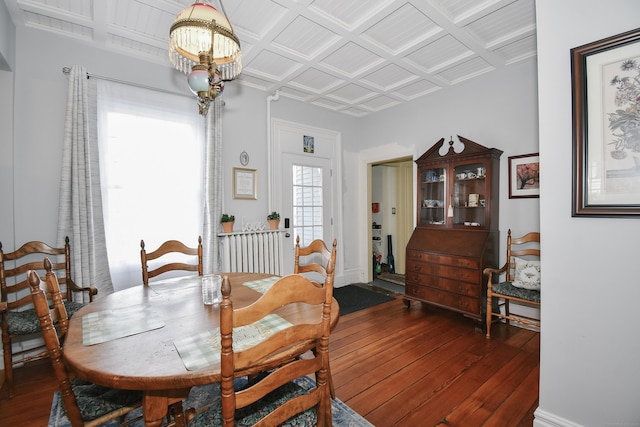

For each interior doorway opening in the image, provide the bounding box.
[368,156,414,287]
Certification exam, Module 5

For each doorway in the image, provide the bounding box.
[281,153,332,274]
[271,119,342,278]
[369,157,414,283]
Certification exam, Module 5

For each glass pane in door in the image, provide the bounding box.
[292,165,323,246]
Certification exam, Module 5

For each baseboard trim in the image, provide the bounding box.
[339,268,362,287]
[534,408,585,427]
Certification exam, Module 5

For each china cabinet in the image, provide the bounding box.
[405,136,502,325]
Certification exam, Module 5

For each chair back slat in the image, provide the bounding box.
[294,236,336,283]
[140,237,203,286]
[505,231,541,282]
[1,237,94,305]
[217,272,333,426]
[0,237,96,397]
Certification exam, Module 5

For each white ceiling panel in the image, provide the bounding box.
[3,0,537,116]
[363,3,437,54]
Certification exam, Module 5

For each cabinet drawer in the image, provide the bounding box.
[405,272,480,297]
[405,284,480,315]
[407,250,479,269]
[406,261,480,283]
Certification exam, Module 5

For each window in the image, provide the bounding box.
[97,81,204,290]
[292,165,324,246]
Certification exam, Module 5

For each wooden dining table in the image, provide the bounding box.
[63,272,340,427]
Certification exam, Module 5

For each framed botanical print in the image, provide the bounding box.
[571,28,640,217]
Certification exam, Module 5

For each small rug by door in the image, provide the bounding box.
[371,278,404,295]
[48,376,373,426]
[334,284,395,315]
[376,272,405,286]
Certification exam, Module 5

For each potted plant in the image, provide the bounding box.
[220,214,235,233]
[267,211,280,230]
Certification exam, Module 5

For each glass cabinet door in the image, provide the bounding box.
[453,163,487,227]
[419,167,446,226]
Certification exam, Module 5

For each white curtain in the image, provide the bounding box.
[203,98,224,274]
[57,65,113,298]
[96,80,204,290]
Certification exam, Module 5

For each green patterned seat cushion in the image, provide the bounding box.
[7,301,85,335]
[190,381,317,427]
[493,281,540,303]
[64,300,85,317]
[6,309,41,335]
[67,378,142,422]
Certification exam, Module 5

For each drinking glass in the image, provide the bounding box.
[202,275,222,305]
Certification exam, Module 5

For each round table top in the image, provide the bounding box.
[63,272,339,391]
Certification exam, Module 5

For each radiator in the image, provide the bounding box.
[219,230,284,275]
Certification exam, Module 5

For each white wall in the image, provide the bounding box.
[535,1,640,426]
[0,0,14,71]
[5,26,361,285]
[5,23,541,287]
[0,70,13,251]
[358,56,541,265]
[0,2,14,252]
[4,9,543,371]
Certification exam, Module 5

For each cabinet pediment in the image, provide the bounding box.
[416,135,503,164]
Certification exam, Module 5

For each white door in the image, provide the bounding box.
[281,153,332,274]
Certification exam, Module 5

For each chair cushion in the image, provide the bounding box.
[512,257,541,290]
[6,309,41,335]
[69,378,142,422]
[190,381,317,427]
[493,281,540,303]
[7,301,85,335]
[64,300,86,317]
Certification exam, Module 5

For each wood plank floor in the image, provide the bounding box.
[331,294,539,426]
[0,293,539,426]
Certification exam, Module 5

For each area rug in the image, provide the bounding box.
[371,278,405,295]
[334,284,395,315]
[48,376,373,427]
[376,272,405,286]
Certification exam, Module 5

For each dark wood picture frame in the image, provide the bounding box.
[508,153,540,199]
[571,28,640,217]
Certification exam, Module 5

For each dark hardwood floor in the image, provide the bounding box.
[0,293,539,426]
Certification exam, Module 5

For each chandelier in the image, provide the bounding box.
[169,1,242,115]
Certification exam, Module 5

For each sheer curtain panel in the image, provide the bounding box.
[97,80,205,290]
[57,65,113,298]
[203,98,224,275]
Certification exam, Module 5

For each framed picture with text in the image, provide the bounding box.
[232,168,257,200]
[571,28,640,217]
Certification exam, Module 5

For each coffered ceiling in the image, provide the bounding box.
[3,0,537,117]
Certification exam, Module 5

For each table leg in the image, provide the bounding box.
[142,389,191,427]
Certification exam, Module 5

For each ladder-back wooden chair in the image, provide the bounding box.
[294,236,336,284]
[140,237,203,286]
[294,236,337,398]
[27,260,143,426]
[484,229,541,339]
[186,274,334,426]
[0,237,97,398]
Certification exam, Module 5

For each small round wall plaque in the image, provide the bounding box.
[240,151,249,166]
